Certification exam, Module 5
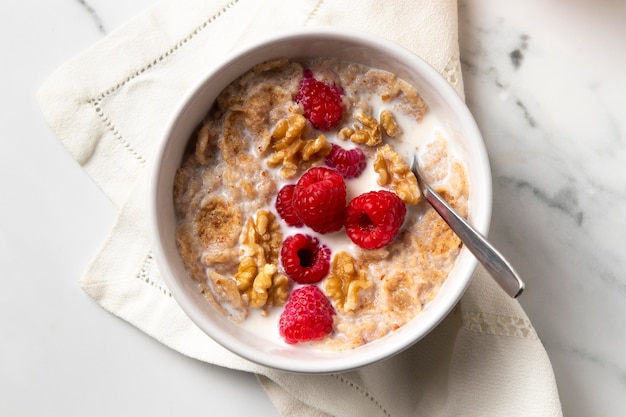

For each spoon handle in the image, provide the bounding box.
[412,159,525,298]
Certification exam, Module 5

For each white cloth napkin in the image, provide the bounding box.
[37,0,563,415]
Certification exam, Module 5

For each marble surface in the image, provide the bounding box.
[1,0,623,416]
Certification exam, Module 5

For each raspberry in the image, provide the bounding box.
[345,190,406,249]
[292,167,346,234]
[279,286,335,344]
[295,70,344,131]
[280,234,331,284]
[324,144,367,179]
[275,184,303,227]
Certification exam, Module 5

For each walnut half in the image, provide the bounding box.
[266,114,332,178]
[234,210,289,308]
[379,110,402,138]
[374,144,421,204]
[324,252,372,313]
[338,110,402,146]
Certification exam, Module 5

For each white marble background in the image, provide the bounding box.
[0,0,623,416]
[459,1,626,415]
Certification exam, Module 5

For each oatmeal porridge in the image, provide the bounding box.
[173,57,468,350]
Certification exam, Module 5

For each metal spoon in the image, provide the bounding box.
[410,153,525,298]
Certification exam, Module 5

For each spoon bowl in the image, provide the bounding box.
[411,153,525,298]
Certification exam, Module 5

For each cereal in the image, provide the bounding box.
[174,57,468,350]
[200,270,248,323]
[196,197,242,247]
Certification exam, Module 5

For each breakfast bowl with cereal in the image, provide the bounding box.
[149,28,492,373]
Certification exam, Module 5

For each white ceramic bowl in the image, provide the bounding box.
[149,28,492,373]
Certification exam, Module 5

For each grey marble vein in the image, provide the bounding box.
[75,0,105,34]
[570,346,626,385]
[496,176,584,225]
[509,34,529,69]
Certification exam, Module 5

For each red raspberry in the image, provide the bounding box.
[279,286,335,344]
[292,167,347,234]
[275,184,303,227]
[345,190,406,249]
[280,234,331,284]
[295,70,344,131]
[324,144,367,179]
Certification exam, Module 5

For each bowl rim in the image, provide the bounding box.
[149,26,492,373]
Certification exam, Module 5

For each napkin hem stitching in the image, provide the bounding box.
[89,98,148,166]
[442,54,463,95]
[136,250,172,298]
[331,374,391,417]
[304,0,326,25]
[81,0,242,166]
[462,310,538,340]
[89,0,241,103]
